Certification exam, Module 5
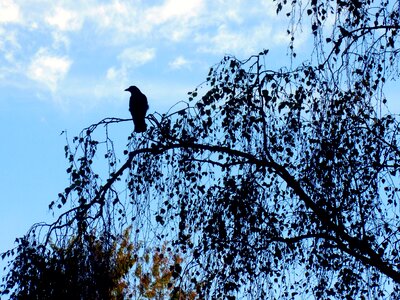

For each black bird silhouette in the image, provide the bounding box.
[125,86,149,133]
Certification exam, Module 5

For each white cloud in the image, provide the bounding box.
[104,47,156,90]
[145,0,204,25]
[0,0,305,107]
[169,56,191,69]
[6,0,289,53]
[0,0,21,24]
[0,28,20,50]
[46,7,83,31]
[273,31,291,45]
[87,0,205,43]
[106,67,118,80]
[90,1,144,35]
[27,48,72,91]
[51,31,70,49]
[195,24,272,55]
[150,0,205,42]
[118,47,156,67]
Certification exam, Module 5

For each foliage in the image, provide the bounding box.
[3,0,400,299]
[1,227,135,299]
[133,244,197,300]
[1,227,194,300]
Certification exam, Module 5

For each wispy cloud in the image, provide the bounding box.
[89,1,141,34]
[45,6,83,32]
[118,47,156,67]
[105,46,156,91]
[169,56,191,70]
[0,0,307,107]
[107,46,156,76]
[0,0,21,24]
[145,0,204,24]
[6,0,294,54]
[144,0,204,42]
[195,23,276,55]
[27,48,72,91]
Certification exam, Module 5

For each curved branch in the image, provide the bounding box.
[44,135,400,283]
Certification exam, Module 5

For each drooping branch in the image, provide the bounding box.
[43,127,400,284]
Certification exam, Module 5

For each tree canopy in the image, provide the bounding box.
[3,0,400,299]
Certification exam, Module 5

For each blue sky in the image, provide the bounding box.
[0,0,313,269]
[2,0,400,284]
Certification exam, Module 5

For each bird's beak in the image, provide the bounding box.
[124,88,129,91]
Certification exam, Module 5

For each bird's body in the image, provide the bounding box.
[125,86,149,133]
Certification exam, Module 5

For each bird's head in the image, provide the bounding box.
[124,86,140,94]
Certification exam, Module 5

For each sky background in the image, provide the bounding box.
[1,0,398,277]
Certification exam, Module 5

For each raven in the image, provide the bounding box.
[125,86,149,133]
